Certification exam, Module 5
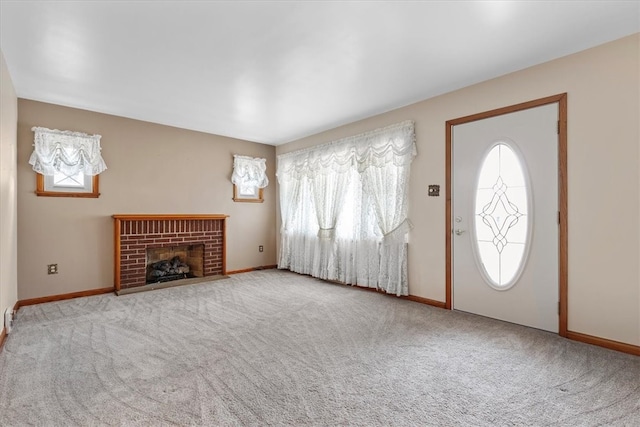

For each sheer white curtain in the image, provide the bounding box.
[277,178,302,267]
[310,171,351,279]
[361,163,413,295]
[277,121,416,295]
[29,127,107,176]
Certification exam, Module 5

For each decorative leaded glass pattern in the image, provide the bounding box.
[474,143,529,288]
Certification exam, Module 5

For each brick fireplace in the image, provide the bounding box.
[113,214,228,292]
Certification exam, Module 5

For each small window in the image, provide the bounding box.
[36,172,100,198]
[53,171,85,188]
[30,126,106,198]
[230,155,268,203]
[232,184,264,203]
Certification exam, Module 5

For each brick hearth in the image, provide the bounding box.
[113,214,228,291]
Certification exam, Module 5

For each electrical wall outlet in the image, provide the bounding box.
[47,264,58,274]
[259,245,264,252]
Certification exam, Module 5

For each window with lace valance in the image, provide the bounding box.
[276,120,416,296]
[231,155,269,203]
[29,127,107,198]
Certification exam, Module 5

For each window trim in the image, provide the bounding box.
[232,184,263,203]
[36,173,100,198]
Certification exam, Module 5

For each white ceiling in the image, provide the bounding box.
[1,1,639,145]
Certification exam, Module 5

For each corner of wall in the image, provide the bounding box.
[0,49,19,332]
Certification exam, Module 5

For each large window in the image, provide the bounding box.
[277,121,416,296]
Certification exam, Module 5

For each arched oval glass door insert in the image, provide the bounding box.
[473,142,531,290]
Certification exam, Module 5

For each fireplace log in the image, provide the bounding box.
[148,256,190,282]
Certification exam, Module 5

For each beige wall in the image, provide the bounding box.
[17,101,277,300]
[1,50,19,326]
[277,34,640,346]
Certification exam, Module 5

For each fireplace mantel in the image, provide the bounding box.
[113,214,228,292]
[113,214,229,221]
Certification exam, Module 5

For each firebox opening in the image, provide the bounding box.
[146,245,204,284]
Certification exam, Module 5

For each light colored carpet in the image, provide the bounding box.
[0,270,638,426]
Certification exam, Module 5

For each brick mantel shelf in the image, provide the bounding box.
[113,214,229,292]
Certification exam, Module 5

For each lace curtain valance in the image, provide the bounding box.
[231,155,269,188]
[29,127,107,176]
[277,120,416,180]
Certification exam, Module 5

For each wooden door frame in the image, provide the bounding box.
[445,93,568,337]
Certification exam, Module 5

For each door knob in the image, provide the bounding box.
[455,229,466,236]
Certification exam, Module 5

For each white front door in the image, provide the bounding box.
[452,103,559,332]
